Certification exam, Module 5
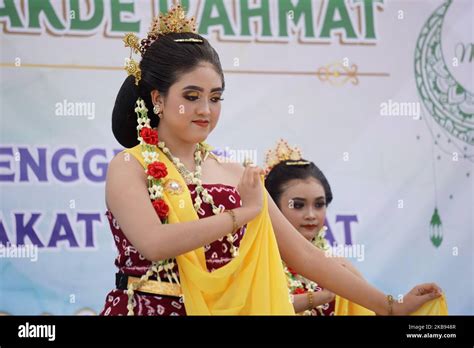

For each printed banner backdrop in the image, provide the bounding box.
[0,0,472,315]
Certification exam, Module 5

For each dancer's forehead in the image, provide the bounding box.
[171,62,224,93]
[182,85,224,93]
[281,178,326,200]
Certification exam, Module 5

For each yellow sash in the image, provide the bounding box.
[124,145,295,315]
[335,294,448,315]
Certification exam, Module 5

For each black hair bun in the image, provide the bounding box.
[111,76,140,148]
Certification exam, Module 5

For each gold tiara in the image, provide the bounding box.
[264,139,307,173]
[123,4,202,85]
[149,4,198,37]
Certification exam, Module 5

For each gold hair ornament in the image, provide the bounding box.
[122,4,202,86]
[264,139,304,173]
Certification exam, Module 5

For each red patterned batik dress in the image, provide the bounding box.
[100,184,244,316]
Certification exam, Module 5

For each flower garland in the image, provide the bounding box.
[126,98,239,315]
[156,141,239,257]
[312,226,330,251]
[284,227,330,316]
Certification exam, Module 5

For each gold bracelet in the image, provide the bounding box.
[387,294,394,315]
[307,291,314,309]
[225,209,238,234]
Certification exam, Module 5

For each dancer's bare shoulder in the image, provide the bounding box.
[201,154,244,188]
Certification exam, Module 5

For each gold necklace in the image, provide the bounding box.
[157,142,202,185]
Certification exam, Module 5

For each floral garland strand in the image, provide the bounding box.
[156,141,239,257]
[312,226,330,251]
[284,227,330,316]
[126,99,179,315]
[135,100,170,222]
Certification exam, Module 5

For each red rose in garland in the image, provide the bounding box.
[152,199,169,219]
[140,127,158,145]
[147,161,168,179]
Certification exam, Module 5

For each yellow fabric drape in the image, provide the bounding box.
[335,294,448,316]
[124,145,447,316]
[124,145,295,315]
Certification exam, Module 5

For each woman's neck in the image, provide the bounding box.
[156,127,197,167]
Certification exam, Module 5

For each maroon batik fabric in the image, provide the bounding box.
[100,184,245,316]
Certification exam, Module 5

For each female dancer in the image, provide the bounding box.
[265,140,366,315]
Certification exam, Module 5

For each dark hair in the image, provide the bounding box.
[265,160,333,208]
[112,32,225,148]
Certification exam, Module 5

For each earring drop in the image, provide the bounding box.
[153,104,161,115]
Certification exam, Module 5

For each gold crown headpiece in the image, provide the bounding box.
[123,4,203,85]
[264,139,309,174]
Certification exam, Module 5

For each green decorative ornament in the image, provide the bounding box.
[415,0,473,146]
[430,208,443,248]
[415,0,473,247]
